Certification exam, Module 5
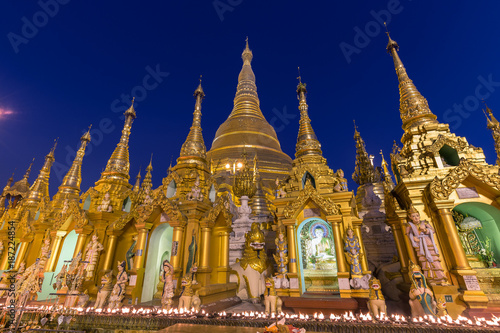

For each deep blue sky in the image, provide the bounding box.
[1,0,500,195]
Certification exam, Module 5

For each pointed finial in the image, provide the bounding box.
[297,67,302,84]
[81,124,92,142]
[296,67,307,99]
[194,76,205,98]
[147,153,153,170]
[353,119,359,134]
[384,22,399,53]
[24,158,35,180]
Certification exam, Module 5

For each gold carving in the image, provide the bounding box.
[429,158,500,200]
[425,135,468,154]
[283,181,340,219]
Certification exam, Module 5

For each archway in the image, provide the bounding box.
[296,218,338,294]
[453,202,500,264]
[38,230,78,300]
[141,223,173,302]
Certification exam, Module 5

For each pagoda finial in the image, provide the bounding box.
[98,99,135,185]
[178,79,207,165]
[380,149,394,187]
[133,169,141,193]
[483,103,500,165]
[295,75,322,158]
[385,29,438,131]
[25,141,58,206]
[54,126,92,201]
[352,124,380,185]
[140,156,153,197]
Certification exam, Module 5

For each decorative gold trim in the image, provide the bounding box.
[425,135,468,154]
[429,158,500,200]
[283,181,340,219]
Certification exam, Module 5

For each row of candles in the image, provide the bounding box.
[14,305,500,328]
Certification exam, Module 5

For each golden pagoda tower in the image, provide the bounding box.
[207,40,292,187]
[383,31,495,316]
[274,76,369,306]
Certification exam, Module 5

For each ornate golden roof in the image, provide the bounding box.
[53,128,91,201]
[352,122,380,185]
[295,75,322,158]
[177,79,207,167]
[24,140,57,206]
[97,99,135,186]
[207,39,292,185]
[5,160,33,198]
[386,32,438,130]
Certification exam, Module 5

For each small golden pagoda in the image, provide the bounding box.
[383,31,499,317]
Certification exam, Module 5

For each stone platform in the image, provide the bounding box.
[282,296,358,315]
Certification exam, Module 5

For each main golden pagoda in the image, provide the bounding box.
[0,35,499,320]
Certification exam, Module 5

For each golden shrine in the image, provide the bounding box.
[0,32,500,329]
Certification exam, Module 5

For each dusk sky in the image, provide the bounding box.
[1,1,500,194]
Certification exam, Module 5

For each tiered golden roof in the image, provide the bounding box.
[178,79,207,167]
[5,160,34,200]
[23,140,57,206]
[97,100,136,186]
[53,128,91,202]
[295,75,322,158]
[352,123,380,185]
[207,39,292,186]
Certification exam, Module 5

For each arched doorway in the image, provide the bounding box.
[38,230,78,300]
[453,202,500,265]
[296,218,338,294]
[141,223,173,302]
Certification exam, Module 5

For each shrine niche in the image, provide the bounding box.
[297,218,338,294]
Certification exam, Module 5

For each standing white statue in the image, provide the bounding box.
[83,234,104,280]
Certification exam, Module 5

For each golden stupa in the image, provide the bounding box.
[207,40,292,186]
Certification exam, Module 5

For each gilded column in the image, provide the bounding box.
[286,224,297,274]
[73,233,88,257]
[133,226,150,271]
[199,226,211,270]
[328,218,348,274]
[353,225,369,274]
[170,226,185,274]
[0,239,13,270]
[46,231,66,272]
[102,232,119,271]
[14,242,29,270]
[387,218,410,283]
[437,208,470,270]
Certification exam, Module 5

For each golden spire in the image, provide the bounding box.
[484,103,500,127]
[98,99,136,185]
[231,37,261,118]
[142,155,153,193]
[352,121,380,185]
[295,70,322,158]
[25,139,57,206]
[54,127,91,201]
[385,28,438,130]
[133,169,141,193]
[178,77,207,164]
[207,39,292,185]
[380,149,394,187]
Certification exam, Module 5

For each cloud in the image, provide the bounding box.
[0,108,14,118]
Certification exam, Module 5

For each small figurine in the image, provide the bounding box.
[94,270,114,309]
[178,274,194,310]
[436,296,449,317]
[38,237,52,270]
[97,192,113,212]
[275,178,286,199]
[125,235,138,271]
[273,227,288,276]
[367,277,387,317]
[108,261,128,310]
[408,260,437,318]
[191,290,201,312]
[83,234,104,280]
[160,259,174,310]
[263,277,282,315]
[53,264,68,291]
[405,206,448,286]
[186,176,204,201]
[344,226,363,279]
